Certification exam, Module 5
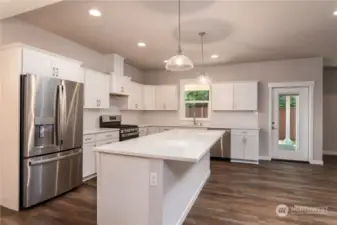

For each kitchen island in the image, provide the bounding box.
[94,129,225,225]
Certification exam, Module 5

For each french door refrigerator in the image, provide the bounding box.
[20,74,84,208]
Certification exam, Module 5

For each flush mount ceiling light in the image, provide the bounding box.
[138,42,146,47]
[89,9,102,17]
[197,32,210,84]
[211,54,219,59]
[165,0,193,72]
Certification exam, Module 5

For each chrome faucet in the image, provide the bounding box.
[193,112,197,125]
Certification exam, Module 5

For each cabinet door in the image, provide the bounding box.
[127,82,137,110]
[212,83,234,110]
[143,85,155,110]
[230,134,245,160]
[147,127,159,134]
[52,57,84,83]
[244,134,259,161]
[164,85,178,110]
[98,74,110,109]
[83,143,96,178]
[84,70,100,108]
[155,86,165,110]
[111,73,130,95]
[134,83,143,110]
[22,48,53,77]
[233,82,258,111]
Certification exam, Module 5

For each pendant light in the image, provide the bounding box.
[197,32,210,84]
[165,0,194,72]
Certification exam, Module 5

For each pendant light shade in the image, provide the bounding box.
[165,0,193,72]
[165,54,194,71]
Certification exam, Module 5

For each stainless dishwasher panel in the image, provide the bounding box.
[209,129,231,158]
[22,148,83,208]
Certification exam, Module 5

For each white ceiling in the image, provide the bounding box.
[0,0,61,19]
[15,0,337,69]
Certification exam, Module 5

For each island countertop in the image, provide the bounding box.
[94,129,225,162]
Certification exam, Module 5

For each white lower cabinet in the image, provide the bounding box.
[230,129,259,164]
[82,131,119,180]
[139,127,148,137]
[147,127,159,135]
[83,142,96,179]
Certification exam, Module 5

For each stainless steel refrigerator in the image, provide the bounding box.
[20,74,84,208]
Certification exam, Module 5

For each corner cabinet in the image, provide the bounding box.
[212,82,258,111]
[110,72,131,95]
[230,129,259,164]
[84,69,110,109]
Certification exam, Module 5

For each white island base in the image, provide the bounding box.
[97,152,210,225]
[94,129,224,225]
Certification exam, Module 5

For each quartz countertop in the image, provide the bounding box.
[137,124,260,130]
[94,129,225,162]
[84,128,119,135]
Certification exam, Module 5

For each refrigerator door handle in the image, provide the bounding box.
[28,150,82,166]
[55,84,63,146]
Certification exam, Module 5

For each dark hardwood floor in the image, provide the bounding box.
[2,156,337,225]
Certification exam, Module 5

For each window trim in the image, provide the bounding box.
[179,79,211,121]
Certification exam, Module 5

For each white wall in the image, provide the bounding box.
[143,57,323,160]
[1,17,145,128]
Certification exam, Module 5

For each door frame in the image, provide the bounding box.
[268,81,315,164]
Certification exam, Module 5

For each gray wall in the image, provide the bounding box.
[143,57,323,160]
[323,68,337,152]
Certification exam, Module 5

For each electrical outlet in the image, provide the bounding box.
[149,172,158,186]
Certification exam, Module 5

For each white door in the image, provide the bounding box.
[271,87,309,161]
[155,86,165,110]
[84,69,100,108]
[164,85,178,110]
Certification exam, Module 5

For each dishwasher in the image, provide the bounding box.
[208,128,231,159]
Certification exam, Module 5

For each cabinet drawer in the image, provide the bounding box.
[139,128,147,133]
[96,132,119,141]
[83,134,95,144]
[96,139,119,147]
[231,129,258,136]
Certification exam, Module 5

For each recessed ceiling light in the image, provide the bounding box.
[211,54,219,59]
[333,10,337,16]
[164,60,168,63]
[138,42,146,47]
[89,9,102,17]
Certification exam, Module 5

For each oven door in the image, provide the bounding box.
[120,132,139,141]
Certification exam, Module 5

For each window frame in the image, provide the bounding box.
[179,79,212,121]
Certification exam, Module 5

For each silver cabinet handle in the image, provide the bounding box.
[28,150,82,166]
[105,135,113,138]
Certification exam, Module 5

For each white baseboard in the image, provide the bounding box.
[309,160,324,165]
[83,173,97,182]
[176,171,210,225]
[259,156,272,161]
[323,150,337,155]
[231,159,259,164]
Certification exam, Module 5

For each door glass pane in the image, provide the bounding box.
[185,103,208,118]
[278,95,298,151]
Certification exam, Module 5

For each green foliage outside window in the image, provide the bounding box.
[279,96,297,108]
[184,90,209,101]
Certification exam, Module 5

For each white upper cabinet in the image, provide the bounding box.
[52,57,84,83]
[22,48,52,77]
[22,47,84,83]
[110,73,131,95]
[155,85,178,110]
[212,82,258,111]
[233,82,258,111]
[84,69,110,109]
[127,82,143,110]
[212,83,234,110]
[104,54,124,77]
[143,85,156,110]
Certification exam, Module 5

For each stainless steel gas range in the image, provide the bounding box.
[99,115,139,141]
